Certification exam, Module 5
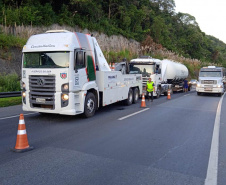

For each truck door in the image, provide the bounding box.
[73,49,88,90]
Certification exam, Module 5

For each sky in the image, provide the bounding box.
[174,0,226,44]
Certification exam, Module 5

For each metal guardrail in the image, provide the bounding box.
[0,91,21,98]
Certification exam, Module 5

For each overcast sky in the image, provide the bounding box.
[174,0,226,44]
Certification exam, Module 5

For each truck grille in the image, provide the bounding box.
[142,77,149,84]
[29,75,55,109]
[201,80,217,84]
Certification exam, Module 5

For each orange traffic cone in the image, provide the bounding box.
[11,114,33,153]
[141,93,147,107]
[167,89,171,100]
[111,63,115,71]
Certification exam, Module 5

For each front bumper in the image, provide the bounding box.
[196,87,224,93]
[22,91,85,115]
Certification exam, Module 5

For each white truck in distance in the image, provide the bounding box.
[196,66,226,96]
[129,56,189,98]
[21,30,142,117]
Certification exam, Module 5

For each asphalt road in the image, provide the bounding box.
[0,88,226,185]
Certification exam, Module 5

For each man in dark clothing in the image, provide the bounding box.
[183,78,188,92]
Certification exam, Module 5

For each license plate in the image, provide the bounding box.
[204,88,212,91]
[36,98,46,103]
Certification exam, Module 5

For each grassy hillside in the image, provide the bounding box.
[0,0,226,67]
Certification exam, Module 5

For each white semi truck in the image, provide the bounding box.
[21,30,142,117]
[196,66,226,96]
[129,56,189,98]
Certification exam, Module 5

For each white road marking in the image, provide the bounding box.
[118,108,150,121]
[183,94,190,96]
[205,93,225,185]
[0,112,38,121]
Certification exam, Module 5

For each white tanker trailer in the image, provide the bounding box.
[161,59,189,92]
[129,56,190,98]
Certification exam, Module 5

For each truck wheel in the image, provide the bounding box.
[125,88,133,106]
[197,92,201,96]
[83,92,96,118]
[133,88,139,104]
[170,89,173,94]
[156,88,160,99]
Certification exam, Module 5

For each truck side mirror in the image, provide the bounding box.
[158,68,161,74]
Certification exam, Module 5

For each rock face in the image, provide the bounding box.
[0,48,22,76]
[0,24,140,77]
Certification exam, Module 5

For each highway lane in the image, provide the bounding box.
[0,90,225,185]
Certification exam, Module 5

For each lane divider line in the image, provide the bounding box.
[183,94,190,96]
[0,112,38,121]
[118,108,150,121]
[205,93,225,185]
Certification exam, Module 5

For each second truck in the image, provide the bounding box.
[129,56,190,98]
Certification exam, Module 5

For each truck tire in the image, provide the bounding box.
[170,89,173,94]
[197,92,201,96]
[156,88,160,99]
[133,88,139,104]
[83,92,96,118]
[125,88,133,106]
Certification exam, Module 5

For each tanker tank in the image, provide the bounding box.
[161,59,188,83]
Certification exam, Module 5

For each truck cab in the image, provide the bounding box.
[196,66,226,96]
[129,56,165,98]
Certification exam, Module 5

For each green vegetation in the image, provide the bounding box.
[0,0,226,66]
[0,33,26,59]
[103,49,137,64]
[0,96,22,107]
[0,73,20,92]
[0,33,26,49]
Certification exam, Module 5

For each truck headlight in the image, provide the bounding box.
[22,92,26,104]
[196,83,201,87]
[217,84,222,88]
[63,84,69,90]
[61,83,69,92]
[20,81,26,90]
[62,94,69,101]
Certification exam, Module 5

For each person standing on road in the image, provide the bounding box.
[146,78,155,102]
[183,78,188,92]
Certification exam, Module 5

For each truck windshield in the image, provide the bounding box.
[129,64,155,77]
[199,71,222,77]
[23,52,69,68]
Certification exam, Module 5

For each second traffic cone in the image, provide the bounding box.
[141,93,146,107]
[167,89,171,100]
[111,63,115,71]
[11,114,34,153]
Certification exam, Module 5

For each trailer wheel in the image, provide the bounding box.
[125,88,133,106]
[83,92,96,118]
[133,88,139,104]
